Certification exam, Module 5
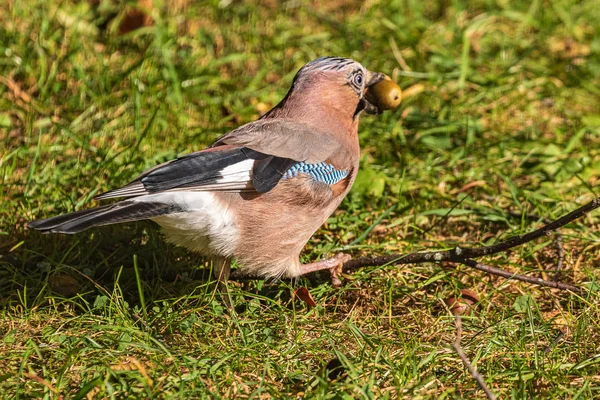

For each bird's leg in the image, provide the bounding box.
[212,257,232,309]
[297,253,351,288]
[214,257,231,281]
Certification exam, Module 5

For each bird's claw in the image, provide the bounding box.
[330,253,351,288]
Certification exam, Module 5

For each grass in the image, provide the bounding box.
[1,0,600,397]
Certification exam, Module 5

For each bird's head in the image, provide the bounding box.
[286,57,389,118]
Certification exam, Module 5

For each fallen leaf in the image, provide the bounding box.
[293,287,316,307]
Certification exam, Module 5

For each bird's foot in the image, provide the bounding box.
[299,253,351,288]
[329,253,351,288]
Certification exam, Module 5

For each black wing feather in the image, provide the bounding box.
[252,156,297,193]
[28,201,181,234]
[95,146,300,200]
[142,148,256,192]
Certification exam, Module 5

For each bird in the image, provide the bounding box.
[28,56,390,286]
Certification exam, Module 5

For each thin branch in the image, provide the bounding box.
[451,258,580,292]
[342,198,599,271]
[543,331,565,354]
[497,209,566,273]
[453,315,496,400]
[553,233,566,279]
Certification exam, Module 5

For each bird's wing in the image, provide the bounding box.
[95,119,349,201]
[210,118,344,163]
[95,145,298,200]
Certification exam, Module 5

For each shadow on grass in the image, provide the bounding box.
[3,222,213,305]
[1,221,330,312]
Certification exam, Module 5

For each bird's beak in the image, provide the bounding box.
[358,71,388,115]
[366,71,387,87]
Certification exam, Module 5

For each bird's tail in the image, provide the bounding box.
[28,201,180,234]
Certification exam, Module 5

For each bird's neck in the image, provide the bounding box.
[263,91,360,140]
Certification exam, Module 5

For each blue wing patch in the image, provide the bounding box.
[282,162,348,185]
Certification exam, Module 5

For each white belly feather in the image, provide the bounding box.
[133,192,238,256]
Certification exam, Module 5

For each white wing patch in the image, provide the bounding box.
[218,159,254,183]
[213,158,254,187]
[95,158,257,200]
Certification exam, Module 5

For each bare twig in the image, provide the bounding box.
[451,258,580,292]
[502,209,565,276]
[342,198,599,271]
[553,233,566,279]
[452,316,496,400]
[543,331,565,354]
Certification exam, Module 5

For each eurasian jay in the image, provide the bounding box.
[28,57,390,285]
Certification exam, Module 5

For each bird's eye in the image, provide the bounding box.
[353,73,363,87]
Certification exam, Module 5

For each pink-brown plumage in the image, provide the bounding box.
[28,57,389,283]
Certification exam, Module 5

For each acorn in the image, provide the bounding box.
[445,289,480,316]
[365,78,402,111]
